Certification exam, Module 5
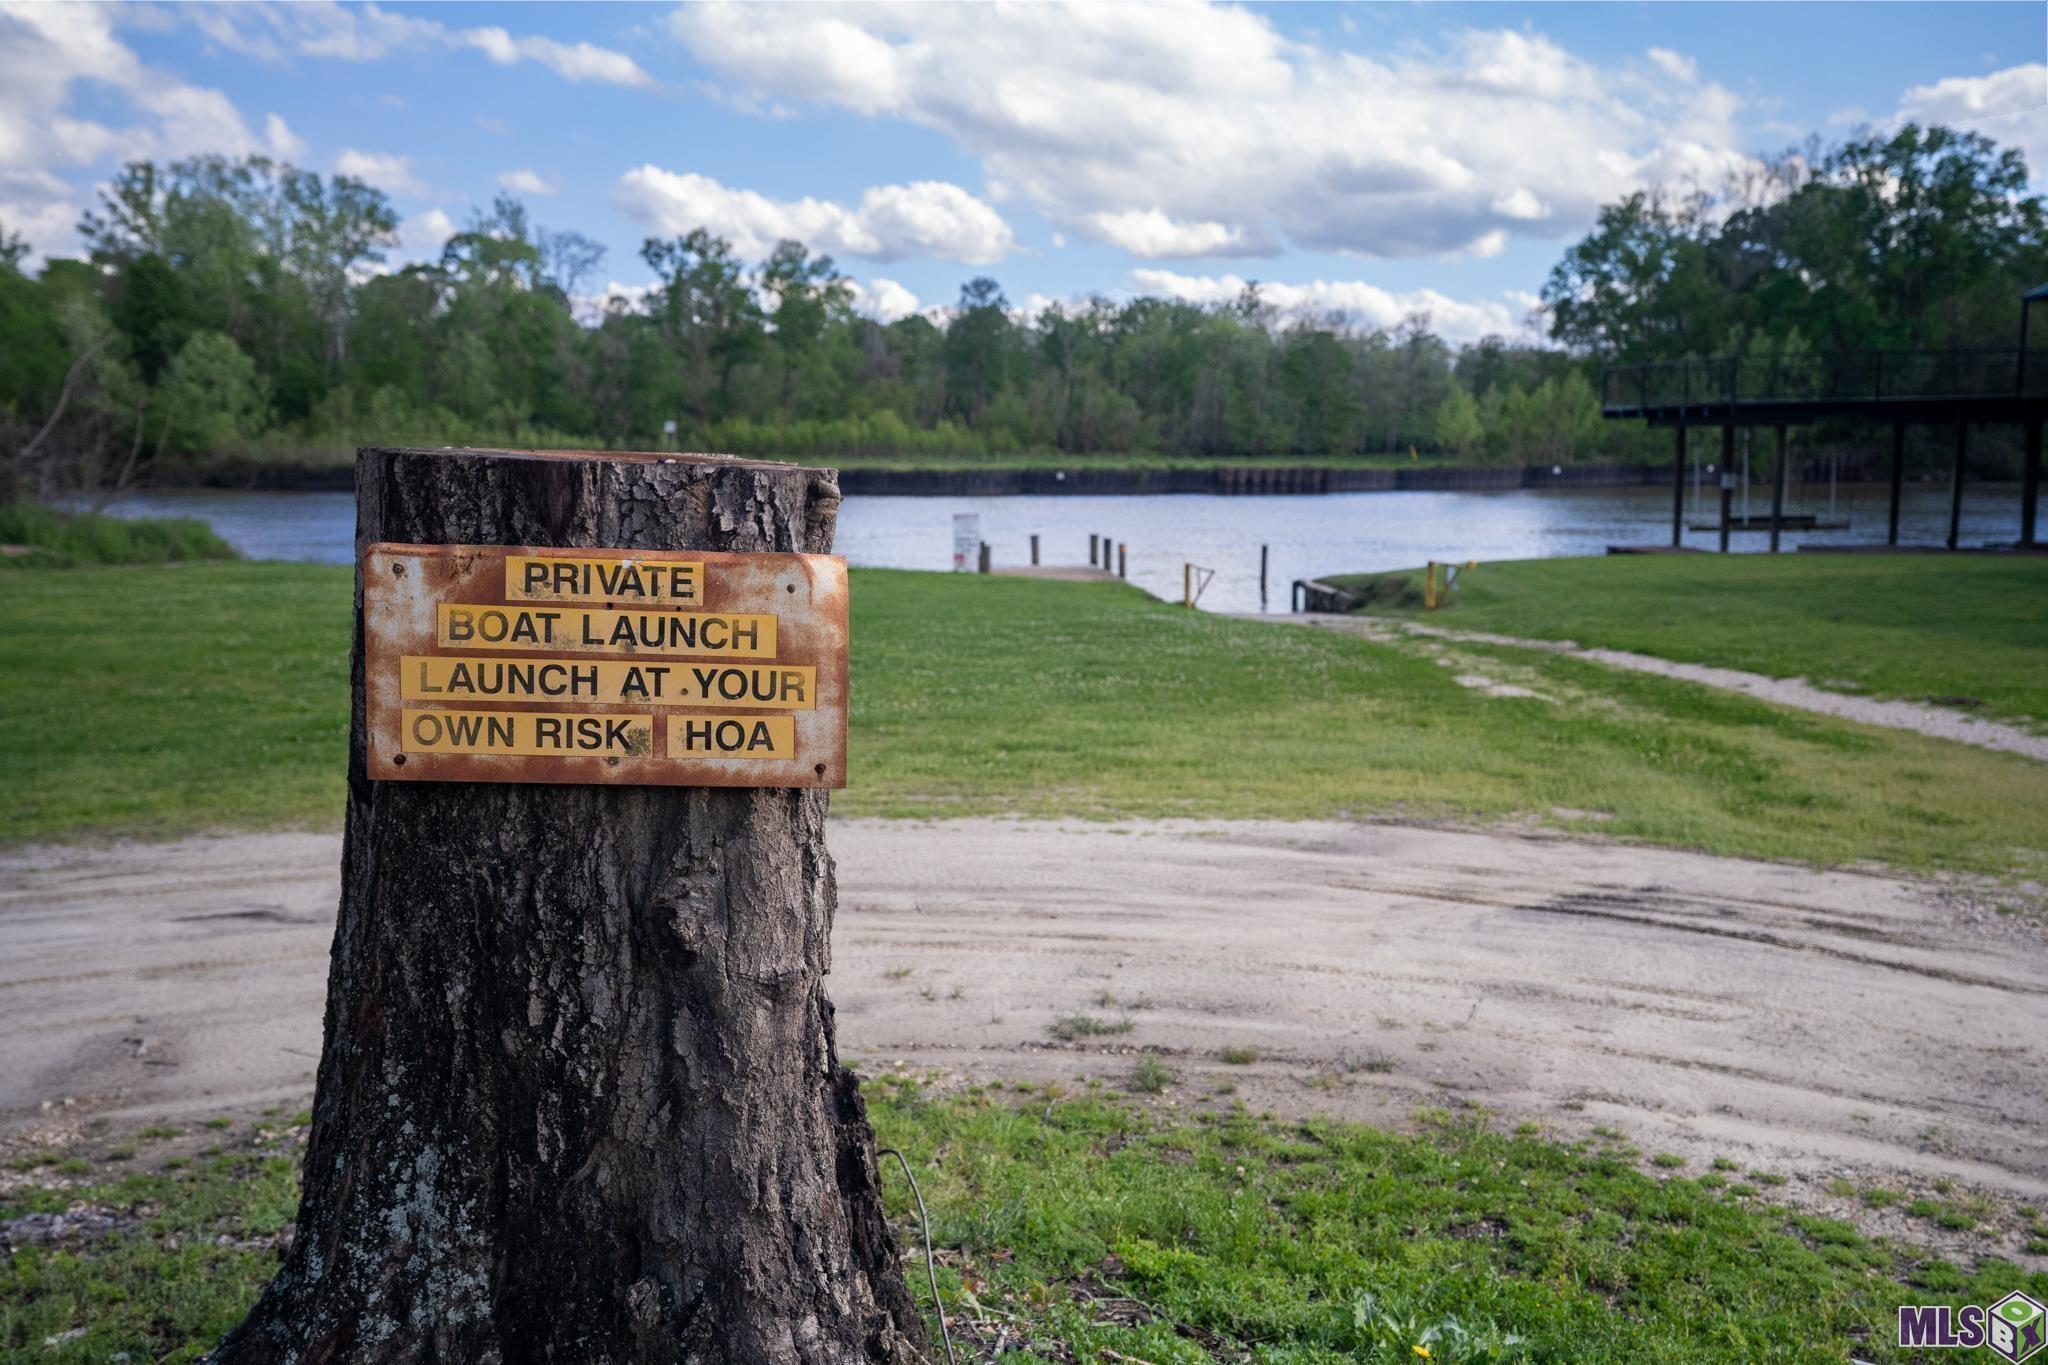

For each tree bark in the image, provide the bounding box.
[214,447,924,1365]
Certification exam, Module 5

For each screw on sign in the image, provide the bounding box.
[211,448,922,1364]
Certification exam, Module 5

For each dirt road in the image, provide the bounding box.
[3,820,2043,1196]
[1265,613,2048,762]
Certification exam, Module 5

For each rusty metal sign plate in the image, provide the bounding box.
[363,543,847,788]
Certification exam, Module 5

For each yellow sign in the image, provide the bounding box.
[503,554,703,605]
[401,657,817,708]
[402,709,654,757]
[436,604,777,658]
[364,543,847,788]
[667,714,795,759]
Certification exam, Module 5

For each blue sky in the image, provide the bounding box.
[3,2,2043,341]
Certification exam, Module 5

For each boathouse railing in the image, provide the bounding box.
[1602,348,2048,414]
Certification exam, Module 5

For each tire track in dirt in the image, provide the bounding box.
[3,820,2044,1194]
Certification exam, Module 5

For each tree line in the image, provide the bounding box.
[2,122,2040,499]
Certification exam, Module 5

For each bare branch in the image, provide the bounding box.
[18,336,112,468]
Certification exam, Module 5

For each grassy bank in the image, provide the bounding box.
[3,564,2047,873]
[4,1089,2042,1363]
[1329,555,2048,731]
[0,505,235,569]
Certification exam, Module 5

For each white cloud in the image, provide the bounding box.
[0,167,79,256]
[336,148,427,197]
[613,167,1016,263]
[1490,188,1549,221]
[169,3,655,87]
[850,275,920,322]
[571,279,659,326]
[1130,268,1541,344]
[671,3,1754,261]
[264,112,308,161]
[1895,63,2048,178]
[497,167,558,196]
[399,207,456,253]
[456,28,655,87]
[0,1,297,257]
[1646,48,1698,84]
[1084,209,1260,259]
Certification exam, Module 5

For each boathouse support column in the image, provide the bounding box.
[1769,426,1789,554]
[1670,425,1687,548]
[1718,426,1735,553]
[1948,422,1967,551]
[2022,421,2041,548]
[1888,424,1905,546]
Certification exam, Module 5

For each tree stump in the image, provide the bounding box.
[214,448,924,1364]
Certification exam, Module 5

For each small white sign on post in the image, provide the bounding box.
[952,513,980,573]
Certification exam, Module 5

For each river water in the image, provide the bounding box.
[94,480,2028,615]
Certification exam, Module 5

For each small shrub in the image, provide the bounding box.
[1218,1046,1259,1065]
[1048,1014,1134,1042]
[1130,1058,1175,1094]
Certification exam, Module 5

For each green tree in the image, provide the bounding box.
[1433,385,1484,458]
[641,229,764,421]
[944,277,1013,421]
[111,254,194,384]
[759,239,851,412]
[161,330,266,452]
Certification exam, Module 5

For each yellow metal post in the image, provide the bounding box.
[1424,561,1438,610]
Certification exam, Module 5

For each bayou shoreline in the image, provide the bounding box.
[155,458,1689,496]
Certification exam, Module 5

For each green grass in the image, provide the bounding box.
[5,1092,2040,1363]
[1330,554,2048,731]
[0,1147,298,1363]
[0,563,350,841]
[4,564,2048,875]
[0,505,236,569]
